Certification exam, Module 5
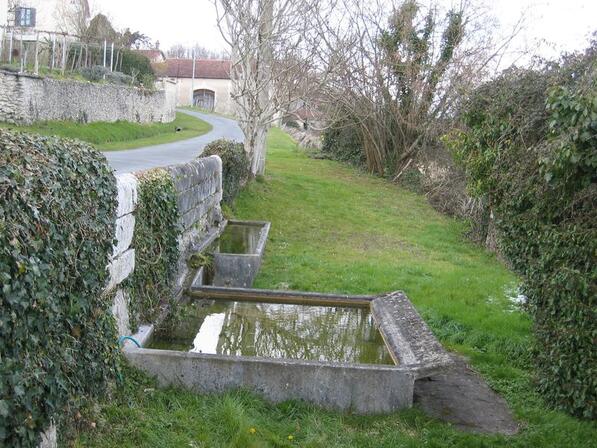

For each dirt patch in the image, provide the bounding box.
[414,356,519,435]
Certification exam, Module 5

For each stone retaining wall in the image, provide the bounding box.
[0,69,175,125]
[106,156,223,337]
[168,156,224,296]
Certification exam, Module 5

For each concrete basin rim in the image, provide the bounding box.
[124,346,414,373]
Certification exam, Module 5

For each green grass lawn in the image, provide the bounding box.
[0,112,212,151]
[74,128,596,447]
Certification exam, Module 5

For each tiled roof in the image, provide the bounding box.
[152,59,231,80]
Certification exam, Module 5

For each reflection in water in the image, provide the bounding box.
[215,224,263,254]
[191,312,225,354]
[149,300,395,365]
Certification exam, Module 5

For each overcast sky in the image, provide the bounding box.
[93,0,595,63]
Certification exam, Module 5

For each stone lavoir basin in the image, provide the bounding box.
[148,299,394,365]
[192,220,271,289]
[124,287,454,414]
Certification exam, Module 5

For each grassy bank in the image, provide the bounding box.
[74,129,596,447]
[0,111,211,151]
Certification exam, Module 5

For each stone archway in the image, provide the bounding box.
[193,89,215,111]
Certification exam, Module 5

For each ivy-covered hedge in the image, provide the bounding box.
[203,139,250,205]
[0,131,119,446]
[447,43,596,418]
[321,121,366,168]
[126,169,180,328]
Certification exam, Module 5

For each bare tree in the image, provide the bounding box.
[54,0,91,36]
[214,0,328,175]
[314,0,523,177]
[166,44,229,60]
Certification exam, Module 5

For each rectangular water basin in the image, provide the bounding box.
[209,220,270,288]
[124,288,453,414]
[148,300,394,365]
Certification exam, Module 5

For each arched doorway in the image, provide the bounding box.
[193,89,215,111]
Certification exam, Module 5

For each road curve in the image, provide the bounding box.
[102,110,244,173]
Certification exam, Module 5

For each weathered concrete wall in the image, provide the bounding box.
[212,221,270,288]
[0,70,175,125]
[125,348,415,414]
[371,292,454,378]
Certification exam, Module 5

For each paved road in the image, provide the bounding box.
[103,110,244,173]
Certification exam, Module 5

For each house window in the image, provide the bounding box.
[15,7,36,28]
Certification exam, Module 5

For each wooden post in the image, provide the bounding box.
[0,28,4,63]
[34,32,39,75]
[50,34,56,70]
[191,48,196,105]
[8,31,13,64]
[61,35,67,75]
[187,286,375,308]
[19,34,24,72]
[110,42,114,71]
[103,39,107,67]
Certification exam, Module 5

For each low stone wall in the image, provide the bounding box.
[0,69,175,124]
[105,156,223,337]
[168,156,224,296]
[108,173,139,336]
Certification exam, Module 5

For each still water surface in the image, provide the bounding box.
[215,223,263,254]
[149,300,394,365]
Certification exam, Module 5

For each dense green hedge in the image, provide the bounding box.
[203,139,250,205]
[126,169,180,328]
[0,131,119,446]
[447,44,596,418]
[120,50,155,88]
[321,121,366,168]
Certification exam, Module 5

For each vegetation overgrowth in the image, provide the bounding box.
[0,112,212,151]
[204,139,251,205]
[126,169,180,329]
[0,131,119,447]
[74,129,597,447]
[447,43,596,418]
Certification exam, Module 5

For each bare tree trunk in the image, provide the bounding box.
[251,0,274,175]
[250,125,269,175]
[217,0,323,176]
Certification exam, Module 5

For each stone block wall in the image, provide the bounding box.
[107,173,138,337]
[106,156,223,337]
[0,69,175,125]
[167,156,224,295]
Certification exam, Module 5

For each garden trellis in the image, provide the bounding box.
[0,25,129,76]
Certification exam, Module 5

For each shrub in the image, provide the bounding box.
[119,50,155,87]
[0,130,119,446]
[126,169,180,328]
[447,44,596,418]
[80,65,110,82]
[105,71,134,86]
[203,139,250,205]
[321,122,366,167]
[79,65,134,86]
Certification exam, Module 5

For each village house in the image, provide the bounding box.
[0,0,90,37]
[152,58,234,116]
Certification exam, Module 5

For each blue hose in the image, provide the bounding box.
[118,335,141,348]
